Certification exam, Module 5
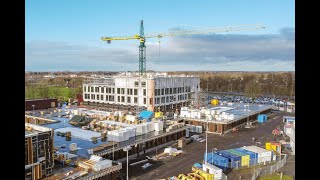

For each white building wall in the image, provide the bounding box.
[83,75,200,110]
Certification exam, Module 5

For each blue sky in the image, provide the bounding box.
[26,0,295,71]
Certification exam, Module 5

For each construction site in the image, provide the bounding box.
[24,20,296,180]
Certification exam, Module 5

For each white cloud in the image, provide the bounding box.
[25,28,295,71]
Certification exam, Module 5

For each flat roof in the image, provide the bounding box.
[183,103,272,124]
[25,123,52,137]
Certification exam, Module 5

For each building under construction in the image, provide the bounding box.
[25,123,54,180]
[83,72,200,112]
[183,103,272,135]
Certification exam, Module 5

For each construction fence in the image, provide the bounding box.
[251,154,288,180]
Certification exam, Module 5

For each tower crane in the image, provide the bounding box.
[101,20,265,75]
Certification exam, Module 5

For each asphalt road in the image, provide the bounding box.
[128,111,291,180]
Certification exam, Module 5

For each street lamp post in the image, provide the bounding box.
[123,146,132,180]
[205,117,208,164]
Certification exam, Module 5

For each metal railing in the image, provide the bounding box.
[251,154,288,180]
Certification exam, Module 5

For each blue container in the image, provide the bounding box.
[216,150,241,168]
[257,115,265,123]
[204,153,229,170]
[138,111,154,121]
[234,148,258,166]
[193,163,203,169]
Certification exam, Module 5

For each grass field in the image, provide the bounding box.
[258,173,293,180]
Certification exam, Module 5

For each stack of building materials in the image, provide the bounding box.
[202,163,222,180]
[90,155,103,162]
[216,150,242,168]
[178,137,187,149]
[92,159,112,172]
[69,143,77,151]
[241,146,272,164]
[126,114,136,122]
[233,148,257,166]
[154,121,164,131]
[227,149,250,167]
[204,152,228,170]
[136,123,148,135]
[146,122,155,132]
[124,127,136,137]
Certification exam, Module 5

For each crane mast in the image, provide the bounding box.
[139,20,146,75]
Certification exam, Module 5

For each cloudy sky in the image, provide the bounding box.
[26,0,295,72]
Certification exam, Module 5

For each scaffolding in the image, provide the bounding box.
[25,123,54,180]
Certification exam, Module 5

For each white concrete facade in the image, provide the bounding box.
[82,74,200,111]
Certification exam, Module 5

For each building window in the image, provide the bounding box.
[121,88,125,94]
[121,96,125,102]
[112,88,115,94]
[101,95,104,101]
[108,88,111,93]
[170,88,172,94]
[134,89,138,95]
[134,97,138,103]
[166,96,169,103]
[142,82,146,87]
[134,81,139,87]
[84,86,87,92]
[109,96,114,102]
[161,97,165,103]
[117,88,120,94]
[143,98,146,104]
[143,89,146,96]
[184,94,187,100]
[97,95,100,100]
[91,87,94,92]
[214,124,218,132]
[149,98,153,105]
[101,87,104,93]
[117,96,120,102]
[127,97,131,103]
[95,87,99,93]
[173,88,176,94]
[165,88,168,95]
[106,95,108,101]
[161,88,164,95]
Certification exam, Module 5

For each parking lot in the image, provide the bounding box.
[128,111,293,180]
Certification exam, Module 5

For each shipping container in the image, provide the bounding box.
[204,153,228,170]
[216,150,241,169]
[202,163,222,180]
[241,146,272,164]
[227,149,250,167]
[234,148,258,166]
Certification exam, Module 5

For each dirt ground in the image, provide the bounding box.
[122,111,293,180]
